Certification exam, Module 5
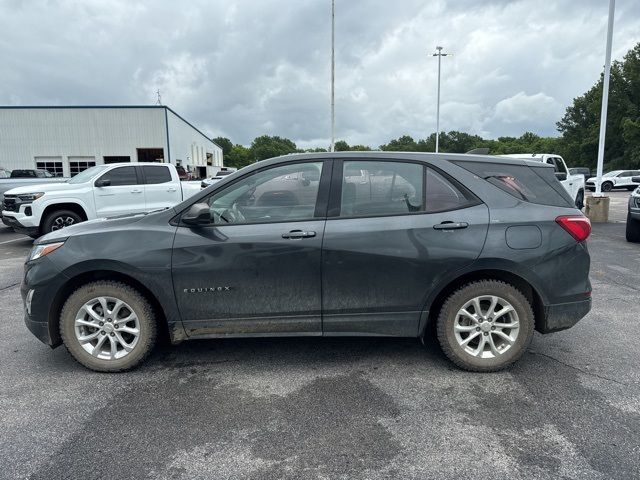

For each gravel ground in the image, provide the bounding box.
[0,193,638,480]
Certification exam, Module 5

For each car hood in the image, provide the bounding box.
[4,182,79,195]
[36,212,150,244]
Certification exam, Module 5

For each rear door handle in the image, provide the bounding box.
[167,187,177,192]
[282,230,316,239]
[131,189,143,194]
[433,221,469,230]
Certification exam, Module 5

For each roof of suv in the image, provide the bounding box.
[262,151,554,169]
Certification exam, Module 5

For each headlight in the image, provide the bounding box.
[18,192,45,201]
[29,241,65,261]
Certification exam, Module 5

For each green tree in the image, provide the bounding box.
[557,42,640,169]
[334,140,350,151]
[249,135,298,162]
[224,144,252,169]
[212,137,233,157]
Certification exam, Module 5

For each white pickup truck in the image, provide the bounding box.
[2,163,201,237]
[501,154,585,209]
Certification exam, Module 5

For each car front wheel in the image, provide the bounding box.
[60,281,157,372]
[602,182,613,192]
[42,209,82,234]
[626,213,640,243]
[436,280,534,372]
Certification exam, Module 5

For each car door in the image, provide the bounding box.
[141,165,182,210]
[93,165,146,217]
[171,160,330,337]
[321,159,489,336]
[547,157,574,197]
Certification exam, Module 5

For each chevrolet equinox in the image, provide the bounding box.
[21,152,592,372]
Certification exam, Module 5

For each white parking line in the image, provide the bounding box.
[0,238,30,245]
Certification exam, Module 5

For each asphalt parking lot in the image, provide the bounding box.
[0,191,638,480]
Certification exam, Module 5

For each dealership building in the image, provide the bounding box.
[0,106,223,178]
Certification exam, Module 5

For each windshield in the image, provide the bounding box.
[67,165,111,184]
[603,171,621,177]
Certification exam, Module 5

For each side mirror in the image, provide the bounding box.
[632,176,640,183]
[555,172,567,181]
[95,179,111,187]
[182,203,211,225]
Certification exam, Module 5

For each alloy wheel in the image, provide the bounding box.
[74,296,141,360]
[453,295,520,359]
[51,216,76,230]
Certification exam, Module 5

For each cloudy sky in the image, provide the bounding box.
[1,0,639,149]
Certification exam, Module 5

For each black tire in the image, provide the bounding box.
[626,213,640,243]
[42,209,83,234]
[601,182,613,192]
[575,189,584,210]
[60,281,157,372]
[436,280,534,372]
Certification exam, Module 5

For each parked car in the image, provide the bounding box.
[501,154,585,209]
[21,152,591,372]
[200,167,237,189]
[568,167,591,183]
[2,163,201,237]
[585,170,640,192]
[10,169,54,178]
[627,176,640,242]
[0,173,67,214]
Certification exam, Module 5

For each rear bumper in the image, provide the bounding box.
[537,297,592,333]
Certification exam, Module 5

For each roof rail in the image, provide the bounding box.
[465,148,490,155]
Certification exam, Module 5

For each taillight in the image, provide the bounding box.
[555,215,591,242]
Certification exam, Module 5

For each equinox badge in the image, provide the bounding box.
[184,287,231,293]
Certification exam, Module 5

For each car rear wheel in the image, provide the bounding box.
[60,281,156,372]
[42,209,82,234]
[436,280,534,372]
[575,189,584,210]
[626,213,640,243]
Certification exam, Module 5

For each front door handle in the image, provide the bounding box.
[167,187,177,192]
[433,221,469,230]
[131,189,143,194]
[282,230,316,239]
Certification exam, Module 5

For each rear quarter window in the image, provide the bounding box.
[453,161,574,208]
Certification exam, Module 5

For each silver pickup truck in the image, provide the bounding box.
[0,174,67,216]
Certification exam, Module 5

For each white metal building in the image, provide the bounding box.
[0,106,223,178]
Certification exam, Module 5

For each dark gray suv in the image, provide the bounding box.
[21,152,592,372]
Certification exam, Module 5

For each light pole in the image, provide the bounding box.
[594,0,615,197]
[330,0,335,152]
[432,46,450,153]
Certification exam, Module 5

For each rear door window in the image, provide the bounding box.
[454,161,574,207]
[425,168,478,213]
[340,161,423,216]
[143,166,172,184]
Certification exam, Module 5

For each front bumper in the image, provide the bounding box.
[2,212,39,236]
[537,297,592,333]
[21,257,68,348]
[629,195,640,220]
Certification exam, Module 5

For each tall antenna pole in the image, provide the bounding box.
[156,89,162,105]
[330,0,335,152]
[432,46,450,153]
[595,0,615,197]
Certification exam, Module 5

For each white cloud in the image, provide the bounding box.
[0,0,638,147]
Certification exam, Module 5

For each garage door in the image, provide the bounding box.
[68,156,96,177]
[34,156,64,177]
